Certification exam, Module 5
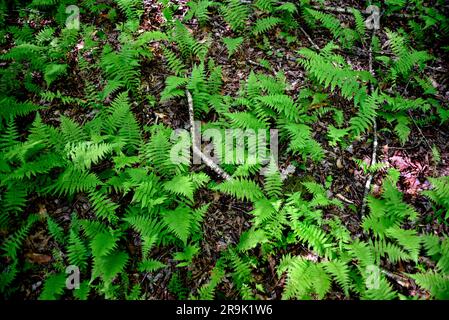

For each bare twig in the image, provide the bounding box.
[247,59,277,75]
[360,31,378,217]
[335,193,355,204]
[299,26,320,50]
[186,90,232,181]
[407,110,433,151]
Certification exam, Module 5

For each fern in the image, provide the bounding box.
[323,260,351,296]
[386,227,421,262]
[39,273,66,300]
[220,0,249,32]
[88,190,119,223]
[213,178,264,202]
[67,230,89,271]
[100,44,140,91]
[362,275,397,300]
[423,176,449,219]
[162,206,192,245]
[349,92,379,136]
[2,214,39,260]
[226,249,252,290]
[196,262,225,300]
[292,221,336,258]
[255,0,276,12]
[252,17,281,36]
[48,166,101,196]
[163,175,195,201]
[138,259,166,272]
[384,30,432,80]
[162,47,187,76]
[47,216,65,244]
[172,20,209,60]
[114,0,142,20]
[185,0,216,25]
[298,46,372,103]
[284,123,325,162]
[351,8,366,39]
[67,141,113,171]
[409,271,449,299]
[223,37,243,58]
[264,158,282,198]
[94,250,129,284]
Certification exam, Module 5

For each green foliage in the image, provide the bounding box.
[252,17,281,36]
[1,0,448,302]
[213,178,264,202]
[39,273,67,300]
[423,176,449,220]
[384,29,432,81]
[220,0,249,32]
[363,169,418,238]
[223,37,243,58]
[185,0,217,25]
[163,206,193,245]
[304,8,356,47]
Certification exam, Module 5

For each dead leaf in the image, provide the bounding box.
[25,253,52,264]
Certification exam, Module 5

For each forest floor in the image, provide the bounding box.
[2,0,449,300]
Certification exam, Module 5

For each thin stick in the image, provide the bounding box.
[299,26,320,50]
[408,110,433,151]
[335,193,355,204]
[186,90,232,181]
[360,31,378,217]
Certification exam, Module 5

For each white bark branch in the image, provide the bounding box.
[186,90,232,181]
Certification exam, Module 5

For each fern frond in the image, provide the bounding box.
[213,178,264,202]
[220,0,249,32]
[162,206,192,245]
[67,230,89,271]
[252,17,281,36]
[39,273,66,300]
[88,190,119,223]
[323,260,351,296]
[223,37,243,57]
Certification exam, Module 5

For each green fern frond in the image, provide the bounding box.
[223,37,243,58]
[323,260,351,296]
[213,178,264,202]
[67,230,89,271]
[163,175,195,201]
[138,259,166,272]
[88,190,119,223]
[39,273,66,300]
[264,158,282,198]
[252,17,281,36]
[220,0,249,32]
[162,206,192,245]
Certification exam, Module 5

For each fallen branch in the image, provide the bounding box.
[186,90,232,181]
[360,31,378,217]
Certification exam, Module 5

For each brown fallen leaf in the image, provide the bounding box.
[336,158,344,169]
[25,253,52,264]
